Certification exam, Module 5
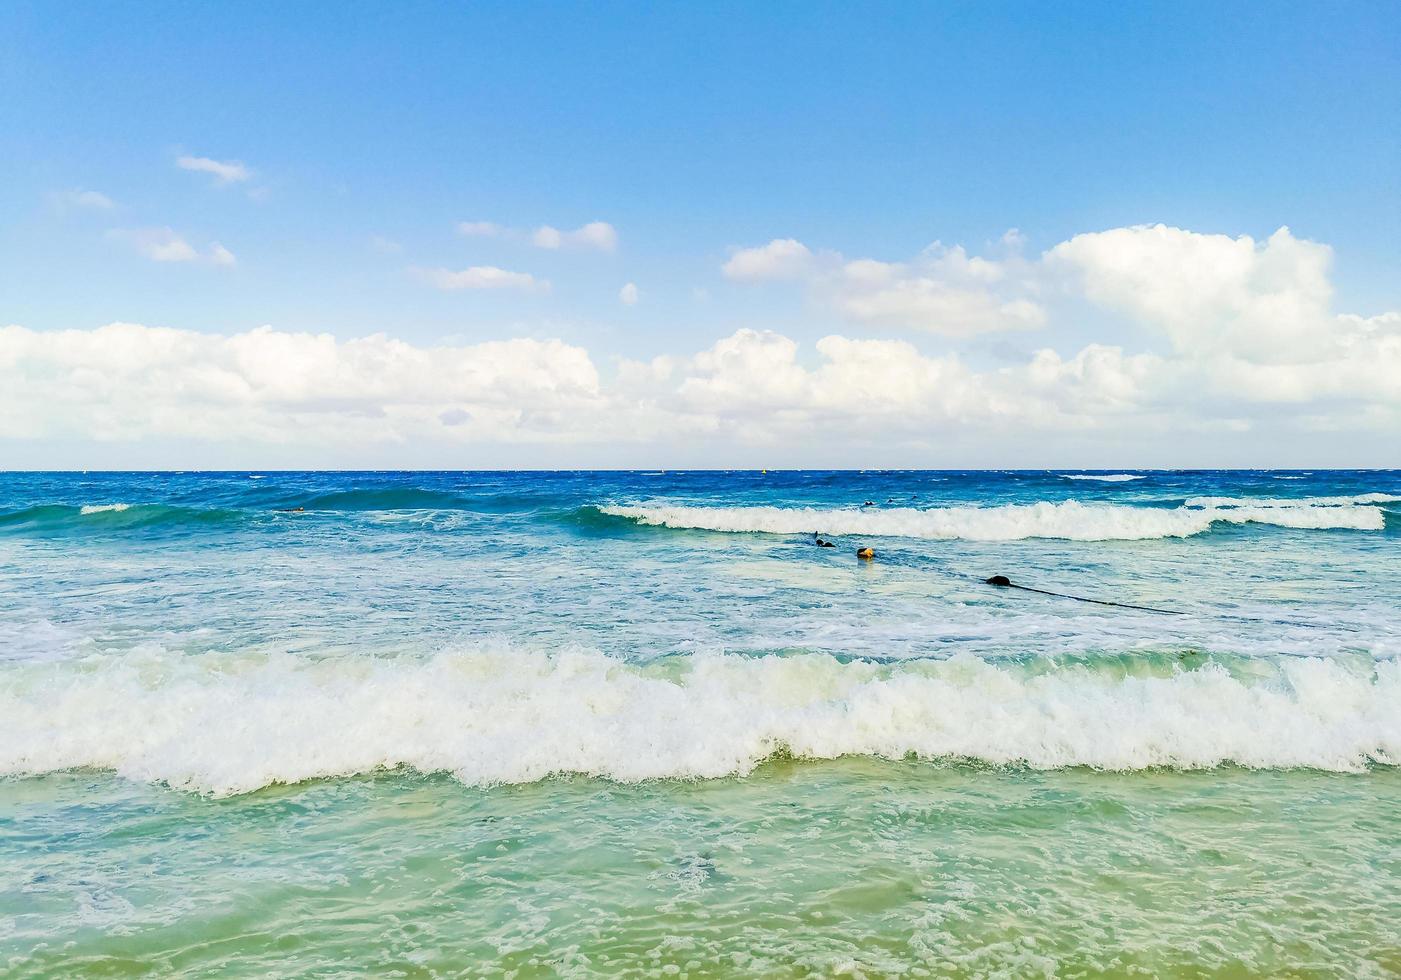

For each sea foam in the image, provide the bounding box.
[1059,474,1145,482]
[1185,493,1401,508]
[79,503,131,515]
[1,645,1397,795]
[599,498,1388,541]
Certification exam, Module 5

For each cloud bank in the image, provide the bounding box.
[5,224,1397,465]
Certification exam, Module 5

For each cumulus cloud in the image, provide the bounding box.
[7,223,1399,462]
[531,221,618,252]
[2,310,1399,461]
[619,282,640,306]
[107,227,236,266]
[1046,224,1337,363]
[723,235,1045,336]
[722,239,816,281]
[670,329,1160,437]
[0,324,602,446]
[176,155,252,185]
[415,265,549,292]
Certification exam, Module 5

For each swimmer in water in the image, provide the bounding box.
[814,532,836,548]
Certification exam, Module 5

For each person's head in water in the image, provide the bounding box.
[857,547,875,560]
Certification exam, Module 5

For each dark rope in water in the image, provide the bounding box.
[979,573,1360,631]
[983,574,1184,615]
[808,535,1354,630]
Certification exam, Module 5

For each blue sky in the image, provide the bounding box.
[2,2,1399,467]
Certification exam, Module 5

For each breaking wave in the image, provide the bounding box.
[1,645,1396,795]
[1059,474,1145,482]
[596,499,1390,541]
[79,502,131,515]
[1184,493,1401,508]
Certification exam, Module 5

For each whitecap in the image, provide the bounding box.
[600,499,1386,541]
[1059,474,1145,482]
[79,503,131,515]
[2,645,1396,795]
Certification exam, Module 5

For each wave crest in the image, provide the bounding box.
[1,646,1397,795]
[596,499,1387,541]
[1059,474,1144,482]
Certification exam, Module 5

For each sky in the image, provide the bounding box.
[2,1,1399,469]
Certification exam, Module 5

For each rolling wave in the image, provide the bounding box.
[0,503,246,532]
[1,645,1396,795]
[1059,474,1145,482]
[596,499,1389,541]
[1184,493,1401,508]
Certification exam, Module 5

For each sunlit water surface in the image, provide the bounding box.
[2,470,1399,976]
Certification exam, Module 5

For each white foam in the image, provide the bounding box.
[79,503,130,515]
[1186,493,1401,509]
[1,646,1396,795]
[1059,474,1145,482]
[601,499,1386,541]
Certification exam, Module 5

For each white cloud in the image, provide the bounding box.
[0,323,602,446]
[52,188,116,211]
[107,227,236,267]
[724,235,1044,335]
[176,155,253,185]
[7,223,1399,463]
[669,329,1156,435]
[416,266,549,292]
[455,219,619,252]
[531,221,617,252]
[3,309,1399,462]
[457,221,503,237]
[722,239,815,281]
[619,282,640,306]
[1046,224,1337,363]
[208,243,237,267]
[831,249,1046,336]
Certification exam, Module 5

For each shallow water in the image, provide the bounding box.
[2,470,1399,975]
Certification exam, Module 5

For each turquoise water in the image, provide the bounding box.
[2,471,1399,976]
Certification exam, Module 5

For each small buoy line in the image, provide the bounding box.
[982,574,1182,615]
[807,531,1355,632]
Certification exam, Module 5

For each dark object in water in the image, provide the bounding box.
[276,506,306,513]
[857,547,875,560]
[984,574,1178,614]
[862,500,875,507]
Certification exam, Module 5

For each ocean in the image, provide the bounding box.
[1,470,1398,977]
